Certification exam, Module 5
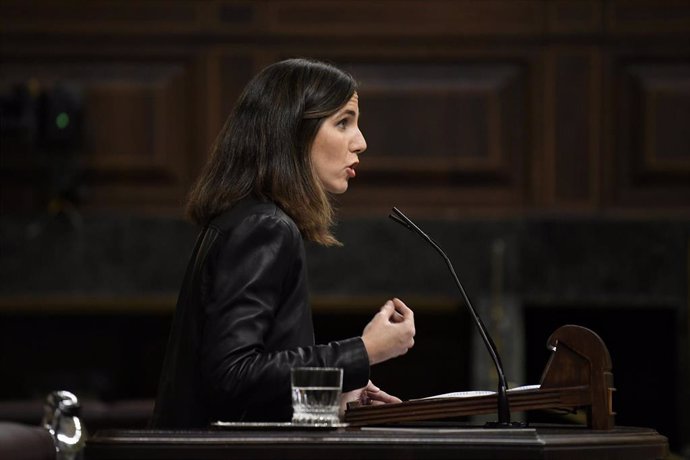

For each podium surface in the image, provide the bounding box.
[86,424,668,460]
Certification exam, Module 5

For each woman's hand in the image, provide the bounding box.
[361,298,415,365]
[339,380,401,417]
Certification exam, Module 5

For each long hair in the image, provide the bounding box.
[186,58,357,246]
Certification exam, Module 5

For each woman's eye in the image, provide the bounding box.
[336,118,349,129]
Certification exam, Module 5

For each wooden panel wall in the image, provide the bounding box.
[1,0,689,216]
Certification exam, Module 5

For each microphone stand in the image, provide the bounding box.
[389,207,524,428]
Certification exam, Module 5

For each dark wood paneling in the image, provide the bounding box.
[554,54,593,203]
[353,63,524,164]
[611,62,690,207]
[334,61,529,210]
[217,55,257,132]
[607,0,690,36]
[544,48,601,207]
[0,0,202,34]
[267,0,545,37]
[546,0,603,35]
[641,68,690,171]
[1,0,689,215]
[0,58,196,211]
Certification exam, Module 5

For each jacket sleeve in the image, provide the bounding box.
[198,212,369,415]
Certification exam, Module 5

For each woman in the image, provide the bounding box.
[151,58,415,428]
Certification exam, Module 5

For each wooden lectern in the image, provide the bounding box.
[345,324,615,429]
[86,325,670,460]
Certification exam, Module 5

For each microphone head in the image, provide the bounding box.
[389,207,414,231]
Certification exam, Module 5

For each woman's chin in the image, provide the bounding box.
[326,183,349,195]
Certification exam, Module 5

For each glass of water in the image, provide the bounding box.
[291,367,343,425]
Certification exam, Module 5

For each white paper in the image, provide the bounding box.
[416,384,541,400]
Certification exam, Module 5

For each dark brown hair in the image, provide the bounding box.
[186,58,357,246]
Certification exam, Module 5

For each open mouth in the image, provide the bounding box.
[346,162,358,178]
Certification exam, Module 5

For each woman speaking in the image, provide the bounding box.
[152,58,415,428]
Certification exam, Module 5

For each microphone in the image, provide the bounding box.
[389,207,524,428]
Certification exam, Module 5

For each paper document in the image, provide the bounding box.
[417,384,541,400]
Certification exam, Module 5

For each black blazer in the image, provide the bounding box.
[151,197,370,428]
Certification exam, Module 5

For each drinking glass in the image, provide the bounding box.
[291,367,343,425]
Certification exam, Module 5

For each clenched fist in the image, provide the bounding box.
[361,298,415,365]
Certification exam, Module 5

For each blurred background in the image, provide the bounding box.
[0,0,688,456]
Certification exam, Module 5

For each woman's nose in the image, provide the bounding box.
[352,129,367,155]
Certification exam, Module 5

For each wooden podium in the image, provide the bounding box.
[346,325,615,429]
[85,325,669,460]
[86,425,669,460]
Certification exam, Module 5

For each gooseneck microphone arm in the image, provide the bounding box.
[389,207,514,427]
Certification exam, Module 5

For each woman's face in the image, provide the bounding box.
[310,93,367,194]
